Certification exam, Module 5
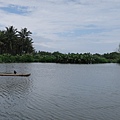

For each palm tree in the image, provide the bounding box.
[5,26,18,55]
[18,28,32,39]
[23,37,34,53]
[0,26,34,55]
[18,28,34,54]
[0,30,7,54]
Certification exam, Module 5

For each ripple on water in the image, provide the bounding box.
[0,63,120,120]
[0,76,33,119]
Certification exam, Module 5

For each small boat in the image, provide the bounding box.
[0,73,31,77]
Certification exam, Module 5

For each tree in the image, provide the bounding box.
[0,26,34,55]
[18,28,34,54]
[0,30,5,54]
[118,43,120,53]
[5,26,18,55]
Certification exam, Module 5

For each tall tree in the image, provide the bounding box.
[0,30,5,54]
[5,26,18,55]
[0,26,34,55]
[18,28,34,54]
[118,44,120,53]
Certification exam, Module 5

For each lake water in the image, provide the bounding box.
[0,63,120,120]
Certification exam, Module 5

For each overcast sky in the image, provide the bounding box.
[0,0,120,53]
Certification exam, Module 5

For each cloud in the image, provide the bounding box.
[0,0,120,53]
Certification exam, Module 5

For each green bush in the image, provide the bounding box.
[0,51,119,63]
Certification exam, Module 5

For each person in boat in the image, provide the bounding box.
[14,70,17,74]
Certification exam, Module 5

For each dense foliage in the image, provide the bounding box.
[0,26,120,64]
[0,26,34,55]
[34,51,120,64]
[0,51,120,63]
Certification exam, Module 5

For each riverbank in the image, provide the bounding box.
[0,51,120,64]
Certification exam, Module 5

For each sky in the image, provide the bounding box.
[0,0,120,54]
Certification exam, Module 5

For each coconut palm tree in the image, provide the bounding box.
[5,26,18,55]
[0,26,34,55]
[18,28,34,54]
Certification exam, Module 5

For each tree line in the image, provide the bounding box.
[0,51,120,63]
[0,26,34,55]
[0,26,120,63]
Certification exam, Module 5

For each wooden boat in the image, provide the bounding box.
[0,73,31,77]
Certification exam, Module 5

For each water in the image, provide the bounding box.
[0,63,120,120]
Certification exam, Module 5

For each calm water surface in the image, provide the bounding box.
[0,63,120,120]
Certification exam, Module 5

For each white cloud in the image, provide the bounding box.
[0,0,120,53]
